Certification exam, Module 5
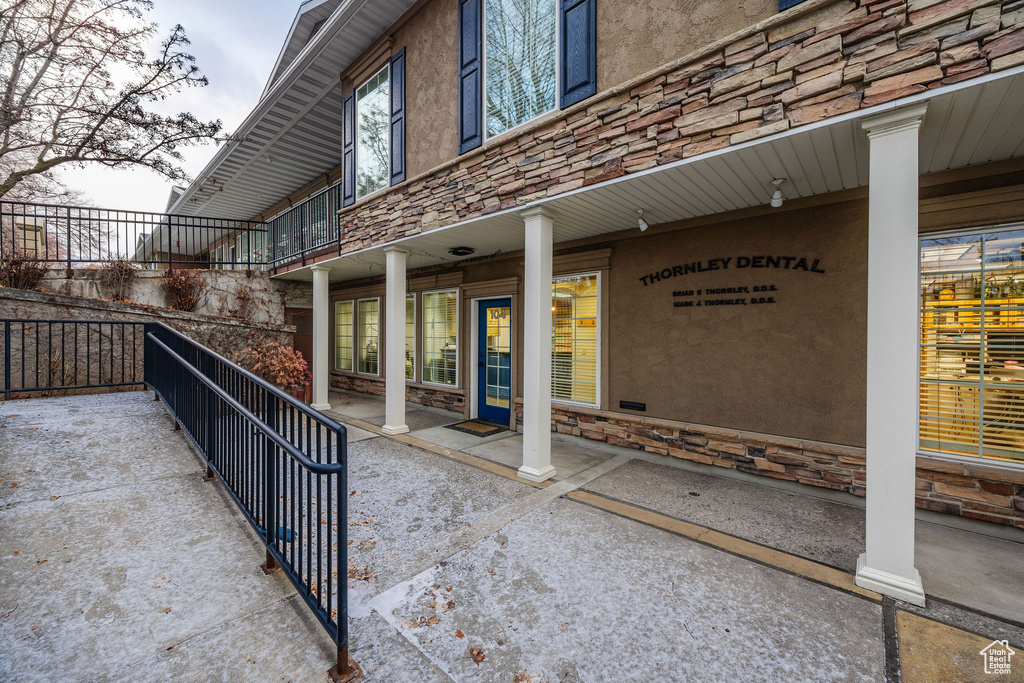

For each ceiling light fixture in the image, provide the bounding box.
[637,209,649,232]
[770,179,786,208]
[448,246,475,257]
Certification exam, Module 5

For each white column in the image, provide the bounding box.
[310,264,332,411]
[382,247,410,435]
[519,207,556,483]
[854,103,928,607]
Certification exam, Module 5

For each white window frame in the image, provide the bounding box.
[481,0,560,142]
[355,297,381,377]
[406,292,417,383]
[917,223,1024,471]
[355,64,391,201]
[551,270,600,409]
[421,287,460,388]
[334,299,355,372]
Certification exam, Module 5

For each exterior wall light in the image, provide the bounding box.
[770,179,786,208]
[637,209,649,232]
[448,246,475,256]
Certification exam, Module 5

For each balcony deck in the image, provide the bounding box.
[1,391,1021,681]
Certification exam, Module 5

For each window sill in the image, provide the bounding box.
[917,449,1024,475]
[484,108,556,147]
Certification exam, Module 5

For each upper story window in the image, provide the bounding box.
[355,66,390,200]
[342,50,406,207]
[459,0,596,154]
[484,0,557,139]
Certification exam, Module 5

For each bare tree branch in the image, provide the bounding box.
[0,0,222,199]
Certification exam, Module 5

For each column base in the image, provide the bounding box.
[381,424,409,435]
[517,464,556,483]
[310,403,333,412]
[855,553,926,606]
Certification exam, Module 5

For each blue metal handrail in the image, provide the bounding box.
[143,322,354,677]
[1,319,146,395]
[2,318,355,677]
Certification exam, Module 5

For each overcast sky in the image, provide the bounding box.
[59,0,299,213]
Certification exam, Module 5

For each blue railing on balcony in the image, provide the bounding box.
[1,318,356,678]
[0,200,268,269]
[266,183,341,266]
[1,187,344,272]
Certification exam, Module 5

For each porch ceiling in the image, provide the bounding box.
[276,69,1024,284]
[170,0,418,220]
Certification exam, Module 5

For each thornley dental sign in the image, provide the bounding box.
[638,256,826,287]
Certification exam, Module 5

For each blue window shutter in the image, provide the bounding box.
[560,0,596,109]
[779,0,807,8]
[458,0,482,154]
[389,49,406,185]
[342,91,355,207]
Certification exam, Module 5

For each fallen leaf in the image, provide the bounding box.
[116,567,125,572]
[455,629,465,639]
[160,606,172,613]
[36,559,46,565]
[347,565,373,581]
[10,482,19,488]
[12,551,18,556]
[152,577,171,588]
[470,648,485,664]
[48,495,60,501]
[426,617,440,626]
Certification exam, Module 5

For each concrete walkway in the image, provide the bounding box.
[0,393,337,682]
[2,391,1022,681]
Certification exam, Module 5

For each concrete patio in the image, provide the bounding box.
[1,390,1022,681]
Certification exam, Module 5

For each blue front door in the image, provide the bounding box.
[478,298,512,424]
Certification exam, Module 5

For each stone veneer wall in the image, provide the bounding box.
[37,269,312,325]
[511,401,1024,530]
[0,288,295,359]
[319,0,1024,259]
[329,373,465,413]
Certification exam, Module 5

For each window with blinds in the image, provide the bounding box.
[356,66,390,199]
[357,298,380,375]
[406,294,416,381]
[552,273,598,405]
[335,301,354,371]
[484,0,557,139]
[920,226,1024,462]
[422,290,458,385]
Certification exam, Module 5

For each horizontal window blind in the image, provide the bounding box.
[335,301,354,372]
[423,290,458,386]
[552,273,598,405]
[920,227,1024,463]
[485,0,556,139]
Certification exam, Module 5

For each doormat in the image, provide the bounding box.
[444,420,508,437]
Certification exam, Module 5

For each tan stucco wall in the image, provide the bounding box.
[395,0,459,180]
[596,0,776,93]
[608,200,868,446]
[392,0,779,179]
[324,163,1024,447]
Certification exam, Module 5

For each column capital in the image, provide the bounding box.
[520,205,557,222]
[861,102,928,139]
[309,263,331,273]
